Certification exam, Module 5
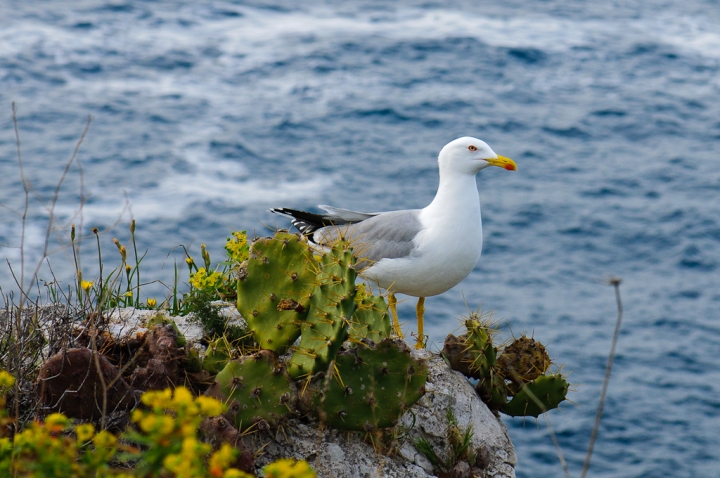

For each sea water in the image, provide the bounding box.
[1,1,719,476]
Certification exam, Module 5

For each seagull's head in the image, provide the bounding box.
[439,137,517,175]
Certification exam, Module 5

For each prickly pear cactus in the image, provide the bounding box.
[442,318,497,380]
[444,313,571,417]
[202,336,233,375]
[237,232,317,354]
[349,284,391,343]
[464,318,497,378]
[300,338,427,431]
[497,336,551,393]
[205,350,297,431]
[287,241,356,379]
[500,373,569,417]
[476,369,509,411]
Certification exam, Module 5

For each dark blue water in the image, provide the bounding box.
[2,1,720,476]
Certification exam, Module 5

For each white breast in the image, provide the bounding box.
[360,179,483,297]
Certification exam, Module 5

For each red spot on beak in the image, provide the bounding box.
[505,164,515,171]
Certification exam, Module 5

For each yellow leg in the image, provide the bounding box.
[389,293,403,338]
[415,297,426,349]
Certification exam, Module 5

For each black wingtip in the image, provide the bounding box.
[270,207,332,236]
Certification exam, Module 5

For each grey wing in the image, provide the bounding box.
[314,209,423,272]
[317,205,380,222]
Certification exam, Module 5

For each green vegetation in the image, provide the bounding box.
[0,371,313,477]
[414,409,475,478]
[207,231,427,433]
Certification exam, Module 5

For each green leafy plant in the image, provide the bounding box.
[183,232,251,340]
[414,408,475,477]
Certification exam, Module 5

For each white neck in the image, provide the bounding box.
[424,170,481,223]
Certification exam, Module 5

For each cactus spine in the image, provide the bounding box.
[202,336,233,375]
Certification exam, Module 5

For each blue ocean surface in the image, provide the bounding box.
[1,1,719,476]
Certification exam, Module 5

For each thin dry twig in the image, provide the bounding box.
[580,277,624,478]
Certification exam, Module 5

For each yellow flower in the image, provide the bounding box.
[75,423,95,443]
[80,280,93,291]
[189,268,205,288]
[159,415,176,435]
[163,454,184,473]
[139,414,158,433]
[147,298,157,307]
[223,470,254,478]
[209,443,237,473]
[93,430,117,454]
[186,257,195,265]
[180,422,196,438]
[225,231,249,262]
[189,268,223,290]
[140,388,172,407]
[264,458,317,478]
[182,436,210,455]
[196,395,224,417]
[172,387,194,409]
[45,413,69,428]
[0,370,15,388]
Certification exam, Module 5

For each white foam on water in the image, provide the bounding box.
[51,171,337,224]
[3,6,720,82]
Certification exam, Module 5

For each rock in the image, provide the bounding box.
[399,350,516,477]
[103,307,205,345]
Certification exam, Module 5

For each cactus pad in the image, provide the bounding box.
[202,336,233,375]
[349,284,391,343]
[288,241,356,379]
[476,370,509,411]
[500,373,569,417]
[301,338,427,431]
[442,319,498,380]
[206,350,297,431]
[237,232,317,353]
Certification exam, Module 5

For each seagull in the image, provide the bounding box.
[271,137,517,348]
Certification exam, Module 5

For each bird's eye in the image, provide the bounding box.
[468,145,478,152]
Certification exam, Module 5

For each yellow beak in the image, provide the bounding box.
[485,155,518,171]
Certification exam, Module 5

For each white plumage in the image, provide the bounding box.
[272,136,517,347]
